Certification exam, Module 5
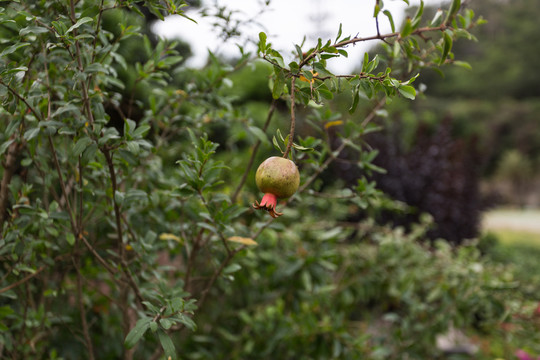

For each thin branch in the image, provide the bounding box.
[231,99,277,203]
[80,235,118,276]
[184,228,205,293]
[69,0,95,125]
[283,76,297,159]
[48,135,78,234]
[197,245,245,309]
[0,139,24,233]
[74,256,96,360]
[102,149,124,257]
[0,80,43,122]
[0,264,47,295]
[299,24,448,68]
[79,234,145,310]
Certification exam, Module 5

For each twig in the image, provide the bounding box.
[231,99,277,203]
[0,264,47,295]
[74,256,96,360]
[283,76,296,159]
[48,136,78,235]
[197,245,245,309]
[102,149,125,258]
[299,24,448,68]
[69,0,95,125]
[0,140,23,233]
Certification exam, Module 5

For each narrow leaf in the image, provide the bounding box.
[272,136,283,153]
[158,330,177,360]
[159,233,182,242]
[66,17,93,34]
[398,85,416,100]
[445,0,461,24]
[383,10,395,32]
[124,318,151,349]
[73,137,93,157]
[401,18,413,38]
[439,31,453,65]
[227,236,258,246]
[248,126,268,144]
[335,23,343,43]
[453,60,472,70]
[272,69,285,99]
[0,42,30,57]
[258,32,267,49]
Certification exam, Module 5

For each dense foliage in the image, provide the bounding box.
[0,0,531,359]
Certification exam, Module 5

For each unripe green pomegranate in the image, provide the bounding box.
[253,156,300,218]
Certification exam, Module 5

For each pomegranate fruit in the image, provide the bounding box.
[253,156,300,218]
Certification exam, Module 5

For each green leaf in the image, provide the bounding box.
[401,18,413,38]
[272,69,285,99]
[383,10,395,32]
[0,42,30,57]
[23,127,40,141]
[445,0,461,24]
[294,44,303,60]
[373,2,381,17]
[177,314,197,331]
[272,136,283,153]
[411,0,424,28]
[349,87,360,114]
[124,318,151,349]
[73,137,93,157]
[258,32,267,52]
[66,17,93,34]
[160,318,173,330]
[19,26,49,36]
[66,233,75,246]
[158,330,177,360]
[248,126,268,144]
[292,143,314,152]
[453,60,472,70]
[335,23,343,43]
[0,139,14,155]
[398,85,416,100]
[440,31,453,65]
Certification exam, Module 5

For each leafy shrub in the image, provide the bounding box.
[0,0,514,359]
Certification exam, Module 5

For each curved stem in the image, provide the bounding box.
[231,99,277,203]
[283,76,296,159]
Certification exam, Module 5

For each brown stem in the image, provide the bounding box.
[197,245,245,309]
[231,99,277,203]
[0,140,23,233]
[0,264,47,295]
[184,228,205,293]
[102,149,124,257]
[299,24,448,68]
[283,77,296,159]
[74,256,96,360]
[70,0,95,125]
[48,135,78,235]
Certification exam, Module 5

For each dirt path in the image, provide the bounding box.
[482,209,540,234]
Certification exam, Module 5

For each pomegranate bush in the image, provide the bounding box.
[0,0,522,359]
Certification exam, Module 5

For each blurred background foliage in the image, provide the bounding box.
[1,0,540,359]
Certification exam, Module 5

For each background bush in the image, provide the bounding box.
[0,0,531,359]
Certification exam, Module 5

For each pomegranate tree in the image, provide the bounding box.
[253,156,300,218]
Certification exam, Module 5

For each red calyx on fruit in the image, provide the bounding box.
[253,156,300,218]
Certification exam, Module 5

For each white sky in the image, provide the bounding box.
[153,0,448,73]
